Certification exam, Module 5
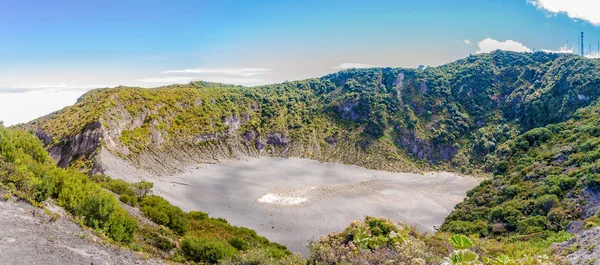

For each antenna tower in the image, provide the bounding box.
[581,32,584,56]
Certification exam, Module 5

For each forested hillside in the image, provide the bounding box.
[15,50,600,263]
[443,100,600,237]
[22,51,600,177]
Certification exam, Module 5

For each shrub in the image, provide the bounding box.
[131,181,153,198]
[443,220,489,236]
[365,216,396,236]
[518,216,547,234]
[181,237,235,264]
[215,217,229,224]
[228,236,249,251]
[189,211,209,220]
[533,194,559,215]
[100,178,135,196]
[154,236,175,251]
[521,127,552,147]
[76,187,120,229]
[107,209,138,243]
[140,195,188,235]
[119,193,138,206]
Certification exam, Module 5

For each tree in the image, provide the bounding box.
[131,181,153,199]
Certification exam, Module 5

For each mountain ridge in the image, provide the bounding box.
[19,50,600,178]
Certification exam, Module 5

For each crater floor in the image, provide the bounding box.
[101,151,480,255]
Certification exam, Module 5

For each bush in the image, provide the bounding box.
[131,181,153,198]
[518,216,547,234]
[140,195,188,235]
[443,220,489,236]
[181,237,236,264]
[533,194,559,215]
[107,209,138,243]
[189,211,209,220]
[228,236,249,251]
[365,216,396,236]
[100,178,135,196]
[521,127,552,147]
[119,193,138,206]
[154,236,175,251]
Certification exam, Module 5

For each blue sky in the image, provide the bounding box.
[1,0,599,125]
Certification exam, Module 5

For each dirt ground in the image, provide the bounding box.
[101,151,480,255]
[0,193,164,265]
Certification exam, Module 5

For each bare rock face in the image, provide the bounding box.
[555,227,600,265]
[396,128,457,162]
[35,131,53,145]
[339,101,360,121]
[256,137,266,150]
[243,130,256,142]
[580,187,600,218]
[267,133,290,146]
[45,122,103,171]
[223,114,242,134]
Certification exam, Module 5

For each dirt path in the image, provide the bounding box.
[0,194,164,265]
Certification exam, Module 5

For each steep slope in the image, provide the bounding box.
[0,194,163,265]
[443,100,600,237]
[21,51,600,178]
[0,125,294,264]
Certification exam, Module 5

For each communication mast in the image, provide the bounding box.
[580,32,584,56]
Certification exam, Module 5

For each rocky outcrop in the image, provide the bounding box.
[339,101,360,121]
[580,187,600,218]
[396,128,457,162]
[266,133,290,146]
[555,227,600,265]
[43,122,103,173]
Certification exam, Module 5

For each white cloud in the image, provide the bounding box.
[161,67,272,77]
[0,90,85,126]
[476,38,532,54]
[529,0,600,26]
[542,44,575,54]
[464,39,472,45]
[332,63,376,69]
[586,52,600,59]
[0,83,114,94]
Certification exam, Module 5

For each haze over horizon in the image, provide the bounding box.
[1,0,600,126]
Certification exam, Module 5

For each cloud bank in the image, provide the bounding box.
[529,0,600,26]
[541,45,575,54]
[476,38,532,54]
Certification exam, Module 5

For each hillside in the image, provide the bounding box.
[0,124,296,264]
[21,51,600,178]
[14,50,600,263]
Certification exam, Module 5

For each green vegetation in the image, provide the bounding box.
[0,124,291,264]
[0,125,137,243]
[182,237,236,264]
[443,100,600,241]
[22,51,600,177]
[14,51,600,263]
[307,217,565,265]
